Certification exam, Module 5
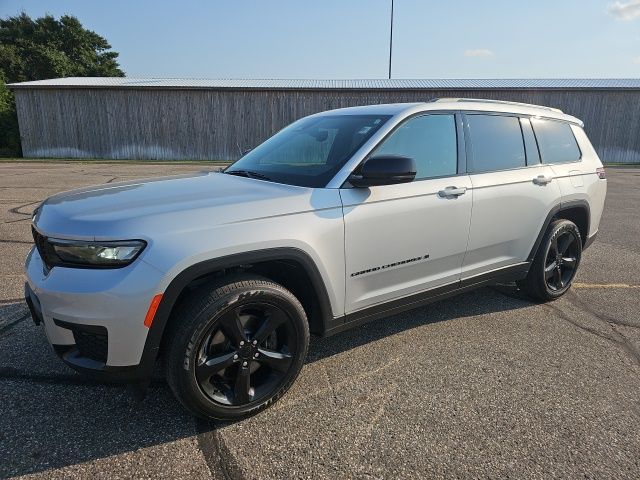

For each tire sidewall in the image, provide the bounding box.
[175,283,309,420]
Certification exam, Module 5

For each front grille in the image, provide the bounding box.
[72,329,109,363]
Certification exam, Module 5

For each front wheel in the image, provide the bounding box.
[164,275,309,420]
[518,219,582,301]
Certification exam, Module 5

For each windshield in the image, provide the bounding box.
[225,114,391,187]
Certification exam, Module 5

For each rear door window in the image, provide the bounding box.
[531,118,581,164]
[466,114,526,173]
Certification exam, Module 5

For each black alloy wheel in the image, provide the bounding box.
[195,302,296,406]
[544,229,580,291]
[518,219,582,301]
[165,276,309,420]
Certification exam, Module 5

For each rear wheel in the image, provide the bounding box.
[518,219,582,301]
[165,275,309,420]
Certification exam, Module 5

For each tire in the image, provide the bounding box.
[164,275,309,420]
[518,219,582,302]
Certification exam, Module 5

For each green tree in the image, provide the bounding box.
[0,13,124,156]
[0,75,21,156]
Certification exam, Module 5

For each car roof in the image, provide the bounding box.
[318,99,583,125]
[318,103,424,116]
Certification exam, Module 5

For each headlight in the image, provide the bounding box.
[47,238,146,268]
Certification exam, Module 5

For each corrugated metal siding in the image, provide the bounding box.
[9,77,640,90]
[13,87,640,163]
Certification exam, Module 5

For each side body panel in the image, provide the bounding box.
[139,188,347,320]
[341,176,473,314]
[462,166,562,278]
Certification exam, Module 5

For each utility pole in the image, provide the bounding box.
[388,0,394,79]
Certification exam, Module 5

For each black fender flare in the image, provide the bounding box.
[527,199,591,262]
[135,247,334,379]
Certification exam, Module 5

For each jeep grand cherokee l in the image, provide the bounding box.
[25,99,607,419]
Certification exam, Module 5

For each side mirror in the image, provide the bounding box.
[348,155,416,188]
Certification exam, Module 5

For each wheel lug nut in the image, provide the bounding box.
[252,340,257,345]
[254,353,259,358]
[242,361,248,367]
[240,341,245,346]
[233,354,238,360]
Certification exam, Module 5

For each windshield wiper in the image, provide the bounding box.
[224,169,271,181]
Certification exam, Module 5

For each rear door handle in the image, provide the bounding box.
[533,175,553,185]
[438,186,467,198]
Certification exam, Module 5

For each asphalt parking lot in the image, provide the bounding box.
[1,162,639,479]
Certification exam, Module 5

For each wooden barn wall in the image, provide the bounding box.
[13,88,640,162]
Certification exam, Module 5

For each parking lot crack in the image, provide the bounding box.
[322,362,339,406]
[0,366,115,386]
[363,382,397,436]
[0,366,168,388]
[567,290,640,330]
[0,313,30,336]
[544,302,640,367]
[8,200,39,217]
[3,217,31,224]
[0,239,32,245]
[0,298,26,305]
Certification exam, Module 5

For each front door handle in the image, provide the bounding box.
[438,186,467,198]
[533,175,553,185]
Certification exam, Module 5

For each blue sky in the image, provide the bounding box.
[1,0,639,78]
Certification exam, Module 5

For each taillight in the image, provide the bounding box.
[596,167,606,179]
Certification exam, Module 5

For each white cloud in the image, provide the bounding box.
[634,56,640,64]
[464,49,494,58]
[608,0,640,20]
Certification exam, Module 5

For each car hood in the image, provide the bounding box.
[34,171,339,240]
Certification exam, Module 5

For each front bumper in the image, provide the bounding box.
[25,246,166,383]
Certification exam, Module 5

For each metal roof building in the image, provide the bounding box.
[9,77,640,162]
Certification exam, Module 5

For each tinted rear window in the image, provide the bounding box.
[531,119,581,164]
[467,115,526,173]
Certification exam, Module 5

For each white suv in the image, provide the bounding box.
[25,99,607,419]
